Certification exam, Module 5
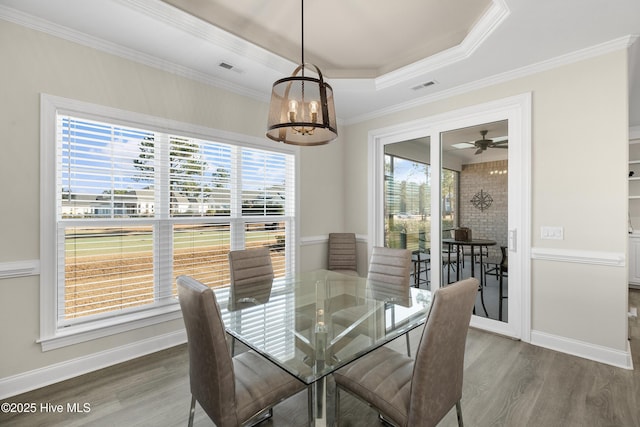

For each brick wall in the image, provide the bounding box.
[460,160,507,258]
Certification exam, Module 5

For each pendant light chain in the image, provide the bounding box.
[301,0,304,77]
[300,0,307,108]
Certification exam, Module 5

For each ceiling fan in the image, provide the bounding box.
[470,130,508,154]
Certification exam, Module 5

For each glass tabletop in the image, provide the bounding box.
[214,269,432,385]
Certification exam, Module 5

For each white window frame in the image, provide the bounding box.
[39,94,299,350]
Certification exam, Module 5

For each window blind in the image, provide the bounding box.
[219,282,296,361]
[56,113,295,326]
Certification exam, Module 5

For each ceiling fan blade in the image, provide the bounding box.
[493,146,508,149]
[475,148,484,155]
[452,142,476,150]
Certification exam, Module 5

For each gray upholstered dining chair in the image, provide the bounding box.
[228,247,274,288]
[328,232,359,276]
[176,275,312,427]
[227,247,275,353]
[332,277,478,427]
[367,246,412,290]
[327,233,358,276]
[330,246,412,357]
[228,247,274,310]
[368,246,413,356]
[228,247,314,337]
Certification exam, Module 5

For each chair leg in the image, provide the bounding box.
[308,384,315,426]
[334,385,340,426]
[498,270,503,321]
[456,400,464,427]
[188,395,196,427]
[405,333,411,357]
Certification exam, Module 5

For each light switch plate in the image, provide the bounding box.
[541,226,563,240]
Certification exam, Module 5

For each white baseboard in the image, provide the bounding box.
[530,330,633,370]
[0,329,187,400]
[2,326,632,400]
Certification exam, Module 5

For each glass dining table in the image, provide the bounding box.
[214,269,432,426]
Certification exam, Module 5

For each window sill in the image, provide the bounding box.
[38,304,183,351]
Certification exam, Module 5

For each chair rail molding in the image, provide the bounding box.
[0,260,40,279]
[300,234,368,246]
[530,247,625,267]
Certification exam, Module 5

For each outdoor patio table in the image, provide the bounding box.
[442,238,496,317]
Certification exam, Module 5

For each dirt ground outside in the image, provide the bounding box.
[64,244,285,319]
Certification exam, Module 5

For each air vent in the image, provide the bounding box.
[219,62,243,74]
[411,81,436,91]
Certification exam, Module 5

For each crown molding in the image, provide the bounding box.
[0,3,271,103]
[374,0,511,90]
[2,2,636,127]
[116,0,294,74]
[348,35,639,125]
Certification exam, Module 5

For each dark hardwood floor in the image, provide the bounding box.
[3,290,640,427]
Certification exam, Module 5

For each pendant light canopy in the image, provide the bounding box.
[266,0,338,146]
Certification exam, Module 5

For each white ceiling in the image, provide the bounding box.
[1,0,640,127]
[161,0,494,79]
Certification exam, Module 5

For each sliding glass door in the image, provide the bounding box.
[383,139,432,288]
[369,94,531,340]
[440,120,509,324]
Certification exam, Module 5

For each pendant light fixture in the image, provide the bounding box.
[266,0,338,146]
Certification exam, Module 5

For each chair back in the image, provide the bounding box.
[367,246,411,292]
[228,247,274,287]
[177,275,238,426]
[328,233,358,273]
[407,278,478,426]
[228,247,274,311]
[417,230,427,252]
[500,245,508,272]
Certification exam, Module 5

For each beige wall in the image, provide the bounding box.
[0,20,347,380]
[343,50,629,352]
[299,123,347,238]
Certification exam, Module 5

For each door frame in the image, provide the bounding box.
[368,93,531,341]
